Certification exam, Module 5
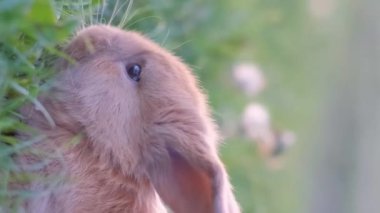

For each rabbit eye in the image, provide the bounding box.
[126,64,142,82]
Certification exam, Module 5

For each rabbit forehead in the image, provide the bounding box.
[71,25,195,87]
[70,26,186,80]
[71,25,163,59]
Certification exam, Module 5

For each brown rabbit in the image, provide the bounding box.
[20,25,240,213]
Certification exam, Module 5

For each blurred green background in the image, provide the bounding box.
[1,0,379,212]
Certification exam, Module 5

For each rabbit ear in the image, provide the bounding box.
[149,147,215,213]
[58,27,111,69]
[64,36,94,61]
[148,146,241,213]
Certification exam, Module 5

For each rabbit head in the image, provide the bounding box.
[40,25,239,213]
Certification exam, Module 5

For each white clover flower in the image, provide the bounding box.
[232,63,266,97]
[241,103,271,141]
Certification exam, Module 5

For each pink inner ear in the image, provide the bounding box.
[157,149,214,213]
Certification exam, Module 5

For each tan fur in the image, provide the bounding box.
[21,25,240,213]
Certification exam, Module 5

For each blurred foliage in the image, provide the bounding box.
[0,0,328,212]
[0,0,79,209]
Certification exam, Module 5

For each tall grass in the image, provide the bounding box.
[0,0,80,210]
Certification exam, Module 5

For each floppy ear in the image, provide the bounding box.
[148,136,240,213]
[57,29,110,70]
[150,147,214,213]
